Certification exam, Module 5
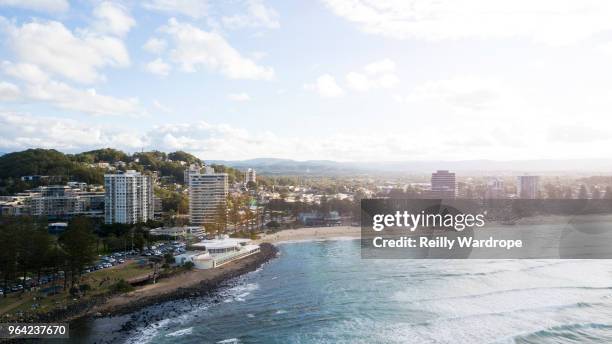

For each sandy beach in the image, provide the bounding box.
[257,226,361,244]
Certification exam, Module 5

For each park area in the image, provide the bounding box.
[0,260,154,321]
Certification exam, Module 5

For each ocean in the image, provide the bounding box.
[70,239,612,343]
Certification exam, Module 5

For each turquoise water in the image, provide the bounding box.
[73,239,612,343]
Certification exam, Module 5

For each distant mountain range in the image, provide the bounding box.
[207,158,612,175]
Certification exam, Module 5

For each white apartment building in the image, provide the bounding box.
[104,170,154,224]
[245,168,256,184]
[184,164,202,187]
[189,168,228,225]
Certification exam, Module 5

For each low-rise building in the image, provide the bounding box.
[175,235,260,269]
[26,185,105,218]
[149,226,205,239]
[0,196,29,216]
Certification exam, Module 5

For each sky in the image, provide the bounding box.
[1,0,612,162]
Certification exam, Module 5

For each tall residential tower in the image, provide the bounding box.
[104,170,154,224]
[189,167,228,226]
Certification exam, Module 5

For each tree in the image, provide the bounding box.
[59,217,97,287]
[164,253,175,265]
[29,224,53,285]
[168,151,202,165]
[246,180,257,190]
[211,202,228,234]
[0,219,19,296]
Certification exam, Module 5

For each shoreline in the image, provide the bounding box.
[88,227,359,318]
[87,243,279,318]
[34,227,361,326]
[257,226,361,244]
[27,243,279,327]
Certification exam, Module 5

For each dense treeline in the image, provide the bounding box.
[210,164,245,184]
[72,148,129,164]
[97,221,161,253]
[0,216,99,294]
[0,148,221,194]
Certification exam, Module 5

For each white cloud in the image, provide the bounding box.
[345,72,369,92]
[364,58,395,75]
[160,18,274,80]
[304,74,344,98]
[142,0,208,19]
[0,81,20,100]
[26,81,143,116]
[143,37,167,54]
[3,61,49,84]
[3,62,143,116]
[345,59,399,92]
[0,112,146,151]
[222,0,280,29]
[140,122,468,161]
[321,0,612,45]
[91,2,136,37]
[398,77,504,111]
[227,93,251,102]
[145,58,171,76]
[548,124,609,143]
[4,18,130,84]
[0,0,68,13]
[3,111,612,161]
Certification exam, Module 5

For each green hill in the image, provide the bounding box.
[0,148,242,195]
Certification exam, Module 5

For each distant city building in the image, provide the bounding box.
[517,175,540,199]
[184,164,202,187]
[104,170,154,224]
[430,170,456,198]
[189,167,228,225]
[245,168,256,184]
[485,177,506,199]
